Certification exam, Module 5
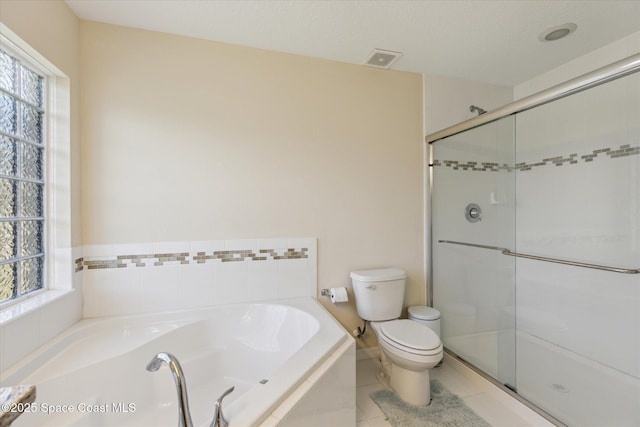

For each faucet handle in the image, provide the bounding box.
[210,386,235,427]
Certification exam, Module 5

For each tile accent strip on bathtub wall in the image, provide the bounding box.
[75,248,308,271]
[74,257,84,273]
[432,143,639,172]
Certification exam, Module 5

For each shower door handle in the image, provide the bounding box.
[438,240,639,274]
[501,250,640,274]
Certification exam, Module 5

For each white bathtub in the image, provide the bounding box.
[1,297,355,426]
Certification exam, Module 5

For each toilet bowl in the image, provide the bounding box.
[351,268,443,406]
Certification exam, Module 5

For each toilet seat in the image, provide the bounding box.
[377,319,441,356]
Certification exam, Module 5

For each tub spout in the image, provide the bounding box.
[146,352,193,427]
[210,386,234,427]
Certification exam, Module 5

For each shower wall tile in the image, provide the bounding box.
[515,156,639,267]
[81,237,317,318]
[514,73,640,269]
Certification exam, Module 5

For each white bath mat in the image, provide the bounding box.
[370,379,491,427]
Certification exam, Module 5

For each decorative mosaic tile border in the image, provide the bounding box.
[74,257,84,273]
[433,160,509,172]
[432,144,639,172]
[74,248,308,272]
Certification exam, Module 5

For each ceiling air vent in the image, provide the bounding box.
[363,48,402,69]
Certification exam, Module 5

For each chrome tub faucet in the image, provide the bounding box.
[146,352,194,427]
[210,386,235,427]
[146,352,235,427]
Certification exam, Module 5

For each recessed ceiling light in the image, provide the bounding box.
[539,23,577,42]
[363,49,402,69]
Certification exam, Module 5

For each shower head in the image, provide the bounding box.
[469,105,487,115]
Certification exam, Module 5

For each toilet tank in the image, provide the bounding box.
[351,268,406,321]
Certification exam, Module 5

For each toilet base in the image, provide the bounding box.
[377,369,390,388]
[389,363,432,406]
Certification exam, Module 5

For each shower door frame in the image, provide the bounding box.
[425,53,640,425]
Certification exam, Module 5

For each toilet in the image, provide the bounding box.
[351,268,443,406]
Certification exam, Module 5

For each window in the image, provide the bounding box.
[0,46,46,304]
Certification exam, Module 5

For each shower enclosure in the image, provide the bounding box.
[429,54,639,426]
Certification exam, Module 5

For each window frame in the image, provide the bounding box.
[1,42,48,304]
[0,25,73,313]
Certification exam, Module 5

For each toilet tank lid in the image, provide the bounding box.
[350,268,406,282]
[409,306,440,321]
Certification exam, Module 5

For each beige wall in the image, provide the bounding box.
[1,0,82,247]
[80,22,424,348]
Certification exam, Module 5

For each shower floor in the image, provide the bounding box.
[443,330,640,426]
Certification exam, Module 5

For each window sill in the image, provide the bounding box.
[0,289,75,326]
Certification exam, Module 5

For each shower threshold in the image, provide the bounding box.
[443,347,566,427]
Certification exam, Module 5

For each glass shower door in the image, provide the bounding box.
[513,70,640,427]
[431,62,640,425]
[431,116,516,388]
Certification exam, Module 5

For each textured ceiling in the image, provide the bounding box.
[66,0,640,86]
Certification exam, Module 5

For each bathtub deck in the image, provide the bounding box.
[356,352,558,427]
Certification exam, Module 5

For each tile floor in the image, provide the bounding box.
[356,352,557,427]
